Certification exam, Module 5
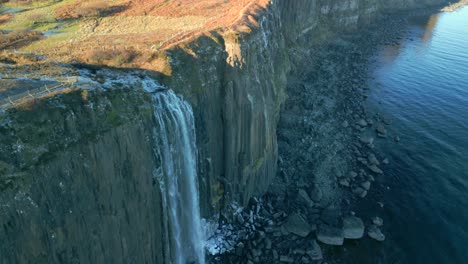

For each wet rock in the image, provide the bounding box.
[342,216,364,239]
[382,158,390,165]
[342,120,349,128]
[361,181,371,190]
[349,171,358,178]
[372,216,384,226]
[317,225,344,245]
[368,164,383,174]
[301,256,311,263]
[283,213,313,237]
[395,136,401,142]
[368,225,385,241]
[307,240,323,260]
[297,189,315,208]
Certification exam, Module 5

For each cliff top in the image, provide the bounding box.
[0,0,270,71]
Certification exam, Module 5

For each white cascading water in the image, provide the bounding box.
[143,79,205,264]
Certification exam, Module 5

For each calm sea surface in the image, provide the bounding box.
[368,5,468,263]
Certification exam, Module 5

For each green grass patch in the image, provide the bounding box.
[0,0,73,30]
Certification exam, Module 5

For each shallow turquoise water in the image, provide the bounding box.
[369,6,468,263]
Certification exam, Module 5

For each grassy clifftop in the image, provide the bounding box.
[0,0,270,71]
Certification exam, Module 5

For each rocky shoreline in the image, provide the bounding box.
[206,7,444,264]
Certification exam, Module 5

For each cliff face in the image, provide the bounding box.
[0,0,449,263]
[165,0,449,213]
[0,89,171,263]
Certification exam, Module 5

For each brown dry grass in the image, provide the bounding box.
[0,30,43,50]
[4,0,273,71]
[0,14,12,25]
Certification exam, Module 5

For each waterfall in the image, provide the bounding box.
[144,79,205,264]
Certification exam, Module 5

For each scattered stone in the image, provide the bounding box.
[377,202,384,208]
[297,189,315,208]
[357,119,368,127]
[280,255,294,263]
[342,120,349,128]
[342,216,365,239]
[360,136,374,145]
[349,171,358,178]
[395,136,400,142]
[237,213,245,225]
[352,187,367,198]
[361,181,371,190]
[272,250,278,260]
[376,124,387,136]
[264,237,272,249]
[307,240,323,260]
[382,158,390,165]
[368,154,380,165]
[301,256,311,263]
[368,164,383,174]
[309,185,323,202]
[317,225,344,245]
[293,249,306,255]
[320,207,342,226]
[368,225,385,241]
[383,117,392,125]
[372,216,384,226]
[339,178,350,187]
[283,213,313,237]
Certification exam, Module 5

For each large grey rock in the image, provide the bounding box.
[342,216,364,239]
[317,225,344,245]
[283,213,313,237]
